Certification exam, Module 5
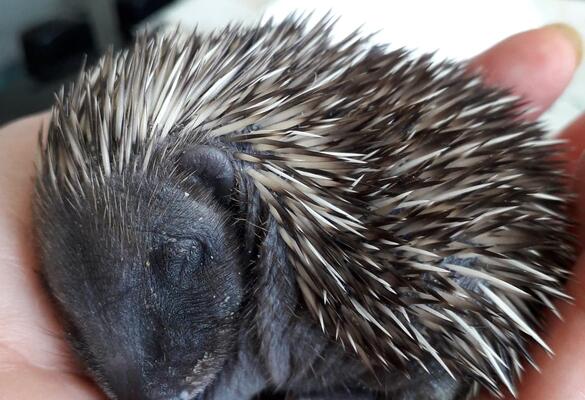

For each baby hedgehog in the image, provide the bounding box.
[33,15,575,400]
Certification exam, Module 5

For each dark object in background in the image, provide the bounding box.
[117,0,175,39]
[0,1,178,124]
[21,19,96,82]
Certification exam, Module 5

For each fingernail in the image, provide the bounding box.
[545,23,583,66]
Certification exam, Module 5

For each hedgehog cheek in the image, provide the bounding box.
[179,145,235,204]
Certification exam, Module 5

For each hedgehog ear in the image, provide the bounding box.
[179,145,234,203]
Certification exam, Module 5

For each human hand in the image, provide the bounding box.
[0,24,581,399]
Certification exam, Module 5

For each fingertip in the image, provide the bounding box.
[546,23,583,67]
[471,24,582,119]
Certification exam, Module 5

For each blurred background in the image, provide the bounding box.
[0,0,583,132]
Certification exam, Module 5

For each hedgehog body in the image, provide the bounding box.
[33,16,575,400]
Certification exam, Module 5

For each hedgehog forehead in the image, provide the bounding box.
[34,172,237,329]
[83,172,225,243]
[34,168,226,273]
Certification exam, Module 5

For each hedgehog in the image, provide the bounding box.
[32,15,575,400]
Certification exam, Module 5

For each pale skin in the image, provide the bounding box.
[0,25,583,399]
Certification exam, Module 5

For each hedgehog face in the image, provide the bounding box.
[35,150,243,400]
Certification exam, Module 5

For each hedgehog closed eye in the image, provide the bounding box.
[33,14,576,400]
[148,239,206,288]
